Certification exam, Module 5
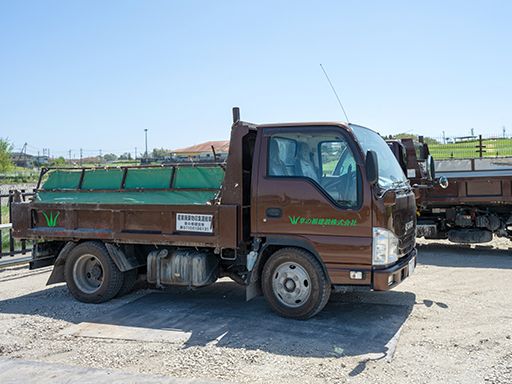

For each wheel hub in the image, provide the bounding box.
[272,262,311,308]
[284,278,296,292]
[73,254,104,294]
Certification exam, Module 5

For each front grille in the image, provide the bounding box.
[399,231,416,257]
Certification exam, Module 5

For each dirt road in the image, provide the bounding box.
[0,240,511,383]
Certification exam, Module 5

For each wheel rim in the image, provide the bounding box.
[271,261,311,308]
[72,254,104,294]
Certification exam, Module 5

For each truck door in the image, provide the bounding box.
[253,125,373,285]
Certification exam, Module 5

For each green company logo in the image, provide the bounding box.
[289,216,357,227]
[42,211,60,227]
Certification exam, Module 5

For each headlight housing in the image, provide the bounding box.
[372,227,399,266]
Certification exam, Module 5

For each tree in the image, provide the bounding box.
[103,153,118,162]
[50,156,66,166]
[390,133,440,145]
[0,138,13,173]
[152,148,170,158]
[119,152,132,160]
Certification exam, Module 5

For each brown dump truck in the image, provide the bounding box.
[11,108,417,319]
[391,138,512,244]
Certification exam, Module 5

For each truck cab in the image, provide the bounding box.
[243,121,416,313]
[12,108,417,319]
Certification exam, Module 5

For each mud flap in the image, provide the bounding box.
[47,241,77,285]
[246,280,262,301]
[104,243,144,272]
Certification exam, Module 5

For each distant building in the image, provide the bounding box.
[171,140,229,162]
[10,152,49,167]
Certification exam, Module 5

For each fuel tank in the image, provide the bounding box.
[147,248,219,287]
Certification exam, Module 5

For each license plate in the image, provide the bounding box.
[408,258,415,276]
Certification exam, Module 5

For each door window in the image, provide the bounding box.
[267,131,360,208]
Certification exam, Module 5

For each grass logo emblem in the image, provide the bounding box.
[42,211,60,227]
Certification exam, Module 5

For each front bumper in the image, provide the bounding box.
[372,248,417,291]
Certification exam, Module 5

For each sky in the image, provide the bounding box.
[1,1,511,157]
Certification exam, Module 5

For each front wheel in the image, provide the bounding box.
[64,241,124,303]
[261,248,331,319]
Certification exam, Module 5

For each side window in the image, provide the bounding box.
[320,141,359,207]
[268,137,297,176]
[322,142,343,175]
[267,131,360,208]
[324,142,356,178]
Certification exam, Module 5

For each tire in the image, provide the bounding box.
[261,247,331,319]
[64,241,124,303]
[117,268,138,297]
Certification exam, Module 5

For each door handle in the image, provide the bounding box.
[266,208,282,218]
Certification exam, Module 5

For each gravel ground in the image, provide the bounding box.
[0,238,511,384]
[0,183,37,196]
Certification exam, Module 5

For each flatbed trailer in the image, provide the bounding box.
[12,108,417,319]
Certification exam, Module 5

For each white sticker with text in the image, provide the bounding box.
[176,213,213,233]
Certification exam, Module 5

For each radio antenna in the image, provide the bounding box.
[320,64,350,123]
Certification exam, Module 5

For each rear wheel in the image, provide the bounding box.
[64,241,123,303]
[262,248,331,319]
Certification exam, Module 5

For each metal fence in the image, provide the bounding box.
[422,135,512,160]
[0,190,35,267]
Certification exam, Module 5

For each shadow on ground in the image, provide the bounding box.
[418,243,512,269]
[0,280,416,358]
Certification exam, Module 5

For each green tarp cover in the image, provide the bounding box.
[124,168,174,189]
[81,169,124,190]
[38,166,224,205]
[34,191,218,205]
[174,167,224,189]
[42,166,224,191]
[43,170,82,190]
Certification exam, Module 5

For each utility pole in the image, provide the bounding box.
[144,129,148,158]
[503,126,506,138]
[80,148,83,166]
[442,131,446,144]
[471,128,474,136]
[68,150,72,162]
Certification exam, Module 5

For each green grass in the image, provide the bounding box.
[429,138,512,159]
[322,160,337,174]
[1,204,7,222]
[1,203,10,252]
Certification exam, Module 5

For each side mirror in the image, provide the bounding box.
[438,175,449,189]
[426,155,435,181]
[366,150,379,185]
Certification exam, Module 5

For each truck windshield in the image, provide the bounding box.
[350,124,408,189]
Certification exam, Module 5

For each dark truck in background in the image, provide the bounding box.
[390,138,512,244]
[11,108,417,319]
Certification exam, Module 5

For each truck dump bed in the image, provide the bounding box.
[426,157,512,206]
[12,164,239,249]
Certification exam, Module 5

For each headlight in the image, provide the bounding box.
[372,227,399,266]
